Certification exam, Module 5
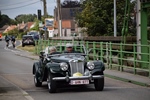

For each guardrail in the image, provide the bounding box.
[35,40,150,77]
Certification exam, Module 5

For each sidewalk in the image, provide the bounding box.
[105,70,150,87]
[0,76,34,100]
[16,50,150,87]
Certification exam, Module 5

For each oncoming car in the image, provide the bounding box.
[32,51,105,93]
[27,31,40,40]
[22,35,35,47]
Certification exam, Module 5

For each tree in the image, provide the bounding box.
[15,14,37,23]
[0,15,11,28]
[76,0,135,36]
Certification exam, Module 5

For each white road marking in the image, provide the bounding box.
[1,73,32,75]
[0,76,34,100]
[4,42,21,53]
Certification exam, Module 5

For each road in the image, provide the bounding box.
[0,39,150,100]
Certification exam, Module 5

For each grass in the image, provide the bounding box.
[17,45,35,53]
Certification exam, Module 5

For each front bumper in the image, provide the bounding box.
[52,75,104,81]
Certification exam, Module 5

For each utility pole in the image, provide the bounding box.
[0,11,1,21]
[114,0,117,37]
[42,0,47,39]
[43,0,47,18]
[57,0,62,37]
[136,0,141,59]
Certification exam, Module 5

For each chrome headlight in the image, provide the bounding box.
[87,62,95,70]
[46,57,50,61]
[60,62,68,71]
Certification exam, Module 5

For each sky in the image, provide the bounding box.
[0,0,57,19]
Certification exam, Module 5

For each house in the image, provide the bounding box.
[17,22,35,32]
[27,22,35,30]
[53,0,82,37]
[54,20,74,37]
[17,21,27,32]
[0,25,9,33]
[3,25,17,33]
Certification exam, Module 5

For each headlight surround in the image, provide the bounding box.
[60,62,68,71]
[87,62,95,70]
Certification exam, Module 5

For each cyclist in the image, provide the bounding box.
[5,35,10,47]
[11,35,16,48]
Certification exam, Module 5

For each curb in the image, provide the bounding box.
[15,53,38,60]
[0,76,34,100]
[105,74,150,87]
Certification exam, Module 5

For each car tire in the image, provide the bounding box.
[34,72,42,87]
[94,77,104,91]
[22,44,25,47]
[47,72,57,93]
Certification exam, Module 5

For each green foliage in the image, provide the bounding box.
[0,15,12,28]
[76,0,136,36]
[15,14,37,23]
[30,19,39,31]
[3,28,27,39]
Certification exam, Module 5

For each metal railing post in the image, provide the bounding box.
[119,42,123,71]
[109,42,112,69]
[100,42,103,61]
[106,42,109,68]
[86,41,89,61]
[93,42,96,60]
[133,43,137,75]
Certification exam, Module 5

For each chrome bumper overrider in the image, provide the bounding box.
[52,75,104,81]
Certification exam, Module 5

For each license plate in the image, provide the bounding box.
[70,80,89,85]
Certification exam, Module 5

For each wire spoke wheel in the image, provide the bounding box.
[47,72,57,93]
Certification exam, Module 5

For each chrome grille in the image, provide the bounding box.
[69,59,84,76]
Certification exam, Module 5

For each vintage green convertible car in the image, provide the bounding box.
[32,52,105,93]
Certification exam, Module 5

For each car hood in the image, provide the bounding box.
[50,54,85,63]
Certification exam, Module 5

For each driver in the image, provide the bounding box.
[64,43,80,53]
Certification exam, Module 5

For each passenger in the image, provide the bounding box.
[64,43,80,53]
[49,46,60,55]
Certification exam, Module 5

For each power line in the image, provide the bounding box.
[0,0,41,11]
[0,0,40,7]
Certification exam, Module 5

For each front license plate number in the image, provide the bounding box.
[70,80,89,85]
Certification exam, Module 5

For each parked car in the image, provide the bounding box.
[0,33,2,41]
[32,50,105,93]
[22,35,35,47]
[27,31,40,40]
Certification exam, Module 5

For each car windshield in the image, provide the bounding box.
[56,45,87,54]
[23,35,33,39]
[48,53,86,61]
[43,44,87,54]
[27,32,38,35]
[27,31,40,40]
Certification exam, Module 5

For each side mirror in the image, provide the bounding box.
[40,51,45,56]
[39,51,45,59]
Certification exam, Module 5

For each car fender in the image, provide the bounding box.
[91,60,105,74]
[32,62,40,75]
[46,63,62,74]
[91,69,104,75]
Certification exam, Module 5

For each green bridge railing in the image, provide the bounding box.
[34,40,150,77]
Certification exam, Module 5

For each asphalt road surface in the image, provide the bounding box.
[0,39,150,100]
